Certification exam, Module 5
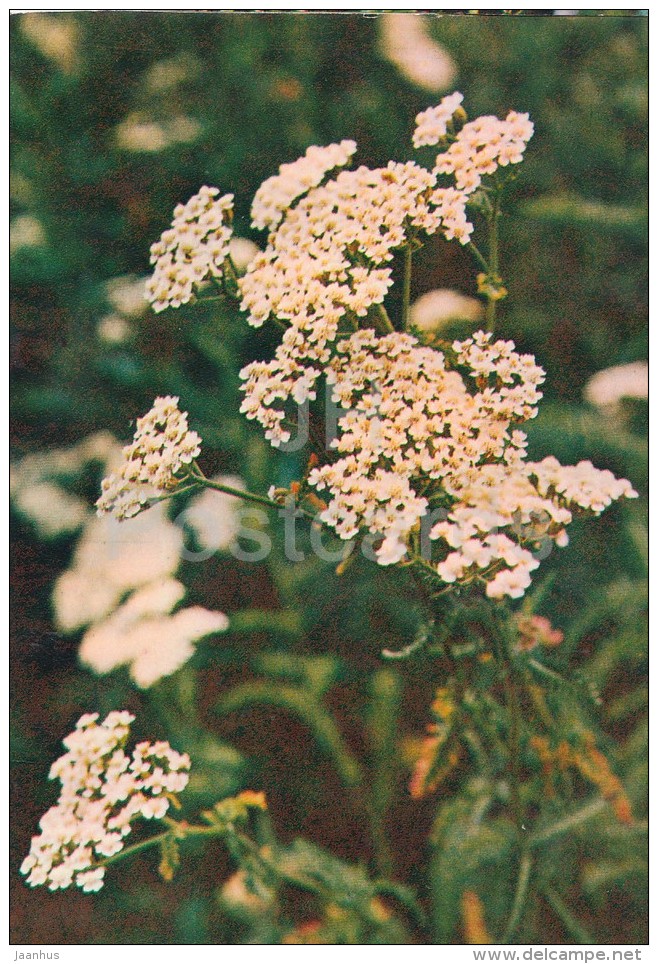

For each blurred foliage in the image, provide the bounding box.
[11,11,646,945]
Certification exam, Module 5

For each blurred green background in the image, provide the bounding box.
[10,11,647,945]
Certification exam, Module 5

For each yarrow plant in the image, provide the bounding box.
[94,91,635,598]
[146,185,234,312]
[97,395,201,519]
[22,92,642,943]
[21,712,191,892]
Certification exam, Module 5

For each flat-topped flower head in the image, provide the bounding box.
[433,110,534,192]
[96,396,201,520]
[21,712,190,892]
[300,329,635,593]
[251,140,357,231]
[146,185,234,312]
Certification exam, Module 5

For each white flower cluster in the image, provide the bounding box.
[240,160,444,444]
[21,712,190,892]
[413,91,465,147]
[304,328,636,593]
[131,96,637,600]
[434,109,534,192]
[431,454,638,599]
[412,92,534,246]
[250,140,357,231]
[96,396,201,520]
[307,329,542,567]
[146,185,234,312]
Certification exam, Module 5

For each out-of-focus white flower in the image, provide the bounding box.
[10,215,46,254]
[13,482,89,538]
[114,113,201,153]
[166,115,202,144]
[584,361,648,408]
[229,237,260,273]
[79,578,228,688]
[410,288,484,332]
[52,505,184,632]
[97,313,131,344]
[114,115,168,152]
[98,275,150,343]
[20,13,78,73]
[379,13,457,93]
[11,432,121,538]
[105,275,149,318]
[20,712,190,892]
[144,52,201,93]
[184,475,244,553]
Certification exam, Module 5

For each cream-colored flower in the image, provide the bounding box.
[96,396,201,520]
[410,288,484,332]
[52,506,183,632]
[21,713,190,892]
[584,361,648,408]
[379,14,457,93]
[78,577,228,688]
[146,187,233,312]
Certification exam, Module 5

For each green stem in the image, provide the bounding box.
[402,244,413,330]
[530,798,607,848]
[188,467,285,513]
[189,466,340,536]
[367,670,401,878]
[147,483,199,507]
[372,302,395,335]
[100,831,171,868]
[485,193,500,334]
[467,241,490,274]
[502,850,533,942]
[543,885,594,944]
[495,617,525,841]
[100,819,235,871]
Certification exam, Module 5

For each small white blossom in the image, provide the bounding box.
[413,91,465,147]
[584,361,648,409]
[146,186,233,312]
[433,110,534,191]
[21,713,190,892]
[96,396,201,520]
